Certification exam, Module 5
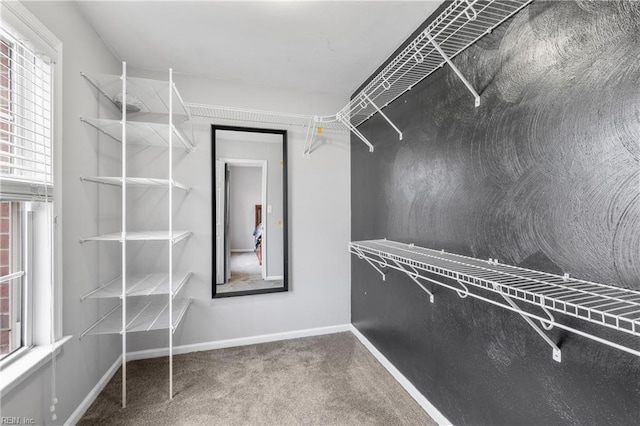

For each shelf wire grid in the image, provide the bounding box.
[350,240,640,338]
[342,0,533,128]
[185,102,347,132]
[80,117,194,151]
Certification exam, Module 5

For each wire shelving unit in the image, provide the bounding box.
[350,239,640,361]
[80,62,193,407]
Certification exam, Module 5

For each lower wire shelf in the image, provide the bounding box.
[350,239,640,360]
[81,272,193,300]
[80,297,192,339]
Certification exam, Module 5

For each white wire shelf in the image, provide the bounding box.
[81,272,193,300]
[80,230,191,244]
[81,71,191,118]
[80,176,190,192]
[350,239,640,360]
[185,102,347,131]
[80,117,194,151]
[343,0,533,130]
[79,297,191,339]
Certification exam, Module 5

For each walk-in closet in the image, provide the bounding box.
[0,1,638,425]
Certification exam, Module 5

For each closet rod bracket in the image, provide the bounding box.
[425,32,481,108]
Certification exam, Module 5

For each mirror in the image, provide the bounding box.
[212,125,288,297]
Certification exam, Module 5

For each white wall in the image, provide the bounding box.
[125,69,351,352]
[228,166,262,251]
[1,1,122,424]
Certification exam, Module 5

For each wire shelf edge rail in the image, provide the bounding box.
[349,239,640,360]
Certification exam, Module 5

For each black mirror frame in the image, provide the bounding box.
[211,124,289,298]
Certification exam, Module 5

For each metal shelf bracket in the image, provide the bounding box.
[361,94,403,141]
[303,116,318,158]
[501,294,562,362]
[425,32,481,108]
[337,112,374,152]
[353,246,387,280]
[391,259,434,303]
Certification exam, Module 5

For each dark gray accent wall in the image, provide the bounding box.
[351,1,640,424]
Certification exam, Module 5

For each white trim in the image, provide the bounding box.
[230,249,254,253]
[265,275,284,281]
[0,335,71,397]
[350,325,452,426]
[64,354,122,426]
[127,324,352,361]
[0,1,61,61]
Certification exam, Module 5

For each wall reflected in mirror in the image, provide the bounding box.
[213,125,288,297]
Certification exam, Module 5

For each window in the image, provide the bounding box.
[0,16,54,362]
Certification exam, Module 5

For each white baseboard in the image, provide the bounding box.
[350,325,452,426]
[127,324,352,361]
[65,354,122,426]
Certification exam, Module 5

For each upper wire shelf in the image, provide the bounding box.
[81,71,191,118]
[185,102,347,131]
[81,272,193,300]
[80,230,192,244]
[80,117,194,151]
[350,239,640,359]
[342,0,533,129]
[79,297,191,339]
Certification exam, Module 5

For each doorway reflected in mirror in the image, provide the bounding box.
[213,125,288,298]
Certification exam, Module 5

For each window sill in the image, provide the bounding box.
[0,335,72,397]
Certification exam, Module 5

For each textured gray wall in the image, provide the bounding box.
[351,1,640,424]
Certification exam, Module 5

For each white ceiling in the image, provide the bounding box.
[76,1,443,97]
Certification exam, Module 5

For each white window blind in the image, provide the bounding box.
[0,25,53,201]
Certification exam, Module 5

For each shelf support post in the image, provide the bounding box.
[425,33,481,107]
[362,94,403,141]
[500,294,562,362]
[121,61,128,409]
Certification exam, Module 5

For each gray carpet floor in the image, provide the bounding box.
[79,332,437,425]
[217,252,284,293]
